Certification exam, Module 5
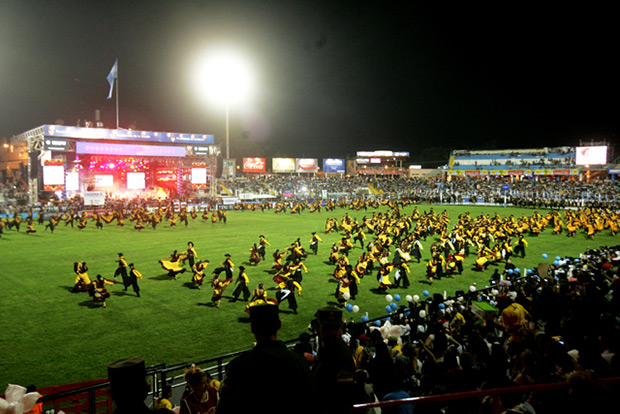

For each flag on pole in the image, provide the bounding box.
[106,59,118,99]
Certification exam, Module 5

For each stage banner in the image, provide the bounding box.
[296,158,318,173]
[323,158,345,173]
[272,158,295,173]
[243,157,266,173]
[45,124,214,145]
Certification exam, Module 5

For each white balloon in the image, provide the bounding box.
[469,285,476,292]
[406,295,413,302]
[419,310,426,318]
[386,294,393,302]
[413,295,420,302]
[352,305,360,313]
[343,292,351,301]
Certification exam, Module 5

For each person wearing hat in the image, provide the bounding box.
[183,241,198,270]
[114,253,130,290]
[214,254,234,280]
[127,263,142,297]
[211,273,232,308]
[231,266,250,302]
[310,231,323,255]
[218,304,312,414]
[311,306,356,414]
[107,358,173,413]
[258,234,271,261]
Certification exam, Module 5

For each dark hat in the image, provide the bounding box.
[117,253,123,256]
[239,265,245,271]
[249,303,280,334]
[316,306,343,328]
[108,358,146,399]
[225,254,231,257]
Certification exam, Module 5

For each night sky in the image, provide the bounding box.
[1,1,617,166]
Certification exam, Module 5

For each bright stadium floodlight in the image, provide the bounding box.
[191,49,255,160]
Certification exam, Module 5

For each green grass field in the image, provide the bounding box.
[1,204,617,389]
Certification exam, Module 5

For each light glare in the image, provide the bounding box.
[192,49,255,107]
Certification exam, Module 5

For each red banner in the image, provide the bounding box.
[243,157,266,173]
[44,159,64,166]
[554,169,570,175]
[44,184,64,191]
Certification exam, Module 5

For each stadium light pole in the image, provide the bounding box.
[191,49,255,160]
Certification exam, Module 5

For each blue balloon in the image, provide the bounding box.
[438,303,446,310]
[375,320,382,327]
[507,269,514,274]
[386,305,392,314]
[390,302,398,311]
[542,253,548,259]
[555,256,561,261]
[385,317,391,322]
[553,260,559,266]
[361,315,369,322]
[394,294,401,302]
[478,297,484,302]
[515,268,520,273]
[574,258,580,263]
[527,269,533,275]
[345,304,353,312]
[423,290,430,297]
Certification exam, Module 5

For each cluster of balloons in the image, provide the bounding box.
[344,303,360,313]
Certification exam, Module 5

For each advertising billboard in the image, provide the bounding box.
[243,157,266,173]
[296,158,318,173]
[576,146,607,165]
[272,158,296,173]
[323,158,345,173]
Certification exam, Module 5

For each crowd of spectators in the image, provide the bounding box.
[219,175,620,210]
[293,244,619,413]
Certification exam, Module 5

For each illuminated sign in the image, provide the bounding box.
[576,146,607,165]
[296,158,318,173]
[243,157,266,173]
[94,175,114,187]
[191,168,207,185]
[356,158,370,164]
[370,158,381,164]
[43,165,65,185]
[127,172,146,189]
[44,138,70,151]
[76,141,186,157]
[323,158,345,173]
[45,125,214,144]
[356,150,410,157]
[272,158,296,173]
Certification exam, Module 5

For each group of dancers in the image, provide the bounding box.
[72,253,142,308]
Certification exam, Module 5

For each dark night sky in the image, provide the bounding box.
[1,1,617,165]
